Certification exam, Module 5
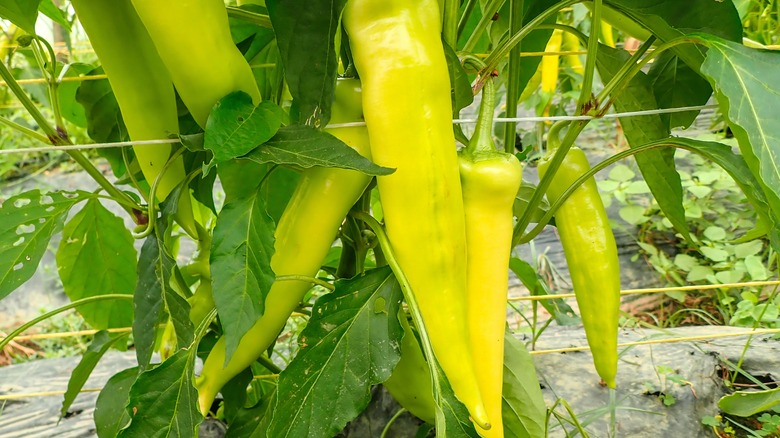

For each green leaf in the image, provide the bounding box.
[719,387,780,417]
[39,0,70,31]
[647,52,712,130]
[165,274,195,350]
[596,44,690,242]
[646,137,780,250]
[0,0,40,33]
[703,226,727,241]
[509,257,577,325]
[211,188,276,364]
[225,390,275,438]
[133,233,176,370]
[603,0,742,68]
[118,350,202,438]
[204,92,285,167]
[0,190,92,300]
[242,125,394,175]
[58,62,93,127]
[267,266,404,437]
[56,199,136,329]
[503,333,546,438]
[76,66,128,143]
[734,240,764,259]
[686,265,714,282]
[490,0,558,98]
[433,356,481,438]
[700,246,729,262]
[513,181,551,226]
[75,66,129,177]
[267,0,344,126]
[696,36,780,249]
[443,37,473,117]
[61,330,130,418]
[94,367,137,438]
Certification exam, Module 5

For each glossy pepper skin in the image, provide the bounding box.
[344,0,490,429]
[460,76,523,437]
[71,0,196,235]
[195,79,373,415]
[538,145,620,389]
[382,311,436,424]
[130,0,261,128]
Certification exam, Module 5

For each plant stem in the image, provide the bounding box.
[275,275,335,292]
[483,0,580,74]
[0,294,134,351]
[503,0,525,154]
[513,120,585,246]
[442,0,459,48]
[0,116,50,143]
[0,59,141,215]
[594,36,656,109]
[462,0,504,53]
[457,0,478,39]
[576,0,601,114]
[353,211,448,427]
[226,6,272,28]
[467,73,497,154]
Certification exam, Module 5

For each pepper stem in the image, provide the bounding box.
[466,74,497,155]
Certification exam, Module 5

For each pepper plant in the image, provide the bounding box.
[0,1,778,437]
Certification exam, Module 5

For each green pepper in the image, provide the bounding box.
[130,0,261,128]
[72,0,196,236]
[538,124,620,389]
[344,0,490,429]
[195,79,373,414]
[460,74,523,437]
[382,310,436,424]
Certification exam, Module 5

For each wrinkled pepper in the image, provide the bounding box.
[460,75,523,437]
[382,310,436,424]
[130,0,261,128]
[344,0,490,428]
[195,79,373,414]
[72,0,196,236]
[538,124,620,389]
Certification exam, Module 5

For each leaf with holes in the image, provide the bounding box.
[56,199,136,329]
[267,267,403,437]
[243,125,393,175]
[211,188,276,363]
[0,190,92,300]
[204,92,285,167]
[118,350,202,438]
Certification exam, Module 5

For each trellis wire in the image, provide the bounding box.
[2,280,775,343]
[1,327,777,401]
[508,280,780,302]
[0,103,718,155]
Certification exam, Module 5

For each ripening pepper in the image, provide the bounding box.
[195,79,373,414]
[72,0,196,236]
[460,75,523,437]
[130,0,261,128]
[538,125,620,389]
[344,0,490,428]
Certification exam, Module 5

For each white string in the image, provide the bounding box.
[0,138,181,155]
[0,104,718,155]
